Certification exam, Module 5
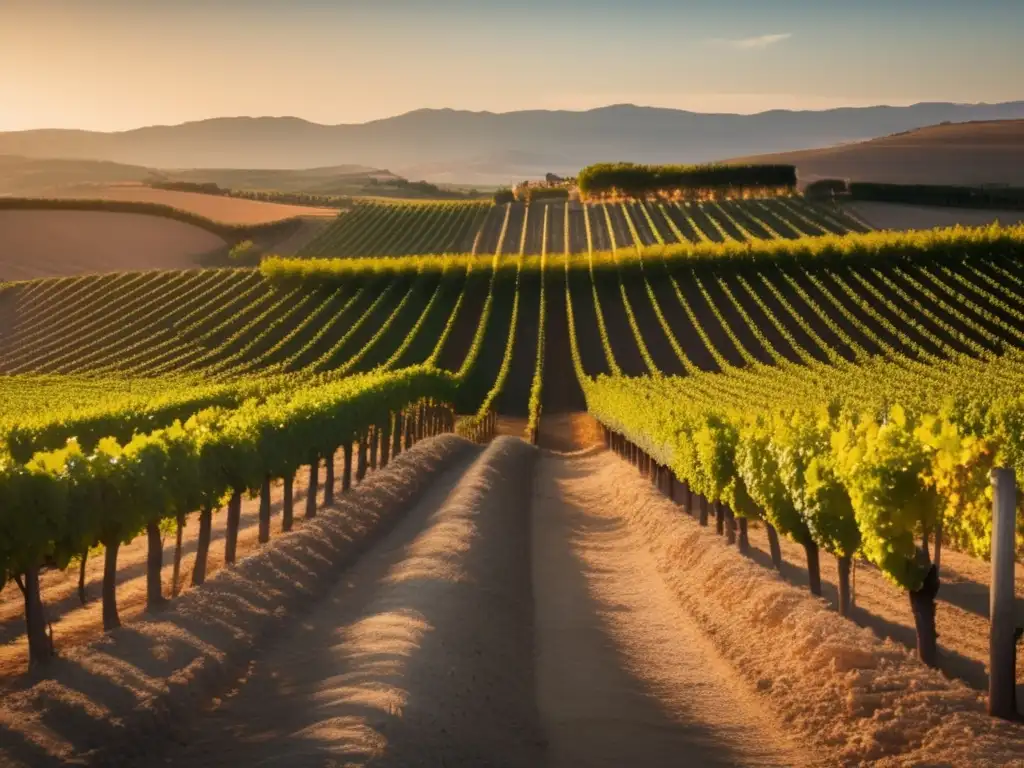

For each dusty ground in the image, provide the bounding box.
[608,451,1024,766]
[848,201,1024,231]
[147,437,541,768]
[45,184,338,225]
[532,451,807,767]
[148,440,816,768]
[496,415,529,440]
[0,210,226,280]
[537,412,604,452]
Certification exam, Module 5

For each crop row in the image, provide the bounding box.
[7,230,1024,412]
[291,197,864,261]
[1,366,460,666]
[300,200,489,258]
[585,349,1024,669]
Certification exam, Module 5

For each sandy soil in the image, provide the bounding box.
[606,450,1024,765]
[848,201,1024,231]
[45,184,338,225]
[0,210,226,280]
[537,412,604,452]
[742,517,1024,701]
[496,415,529,440]
[533,451,807,767]
[147,437,542,768]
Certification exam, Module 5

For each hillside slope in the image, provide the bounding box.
[39,184,338,225]
[730,120,1024,186]
[4,103,1024,180]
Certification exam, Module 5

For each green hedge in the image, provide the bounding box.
[577,162,797,198]
[849,183,1024,210]
[262,222,1024,286]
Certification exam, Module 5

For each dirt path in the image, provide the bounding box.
[149,437,542,767]
[531,451,808,768]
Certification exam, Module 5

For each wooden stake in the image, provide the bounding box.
[989,467,1018,720]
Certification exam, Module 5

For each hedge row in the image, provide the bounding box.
[577,162,797,198]
[262,222,1024,286]
[849,182,1024,210]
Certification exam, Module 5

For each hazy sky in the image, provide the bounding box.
[2,0,1022,132]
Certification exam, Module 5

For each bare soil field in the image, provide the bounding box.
[846,201,1024,231]
[732,119,1024,186]
[0,210,227,280]
[44,183,338,225]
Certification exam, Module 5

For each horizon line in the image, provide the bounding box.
[4,99,1023,135]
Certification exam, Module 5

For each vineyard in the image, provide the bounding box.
[2,186,1024,764]
[294,195,866,257]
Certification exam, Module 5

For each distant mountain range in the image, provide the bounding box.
[2,102,1024,185]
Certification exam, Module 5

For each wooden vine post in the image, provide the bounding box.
[258,474,272,544]
[356,431,368,482]
[282,474,294,532]
[305,457,319,519]
[370,425,379,471]
[342,442,353,492]
[324,449,335,505]
[392,411,403,457]
[380,417,391,469]
[989,467,1018,719]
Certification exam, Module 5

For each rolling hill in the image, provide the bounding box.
[4,102,1024,183]
[0,155,401,198]
[731,120,1024,186]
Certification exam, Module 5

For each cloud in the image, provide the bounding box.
[711,33,792,50]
